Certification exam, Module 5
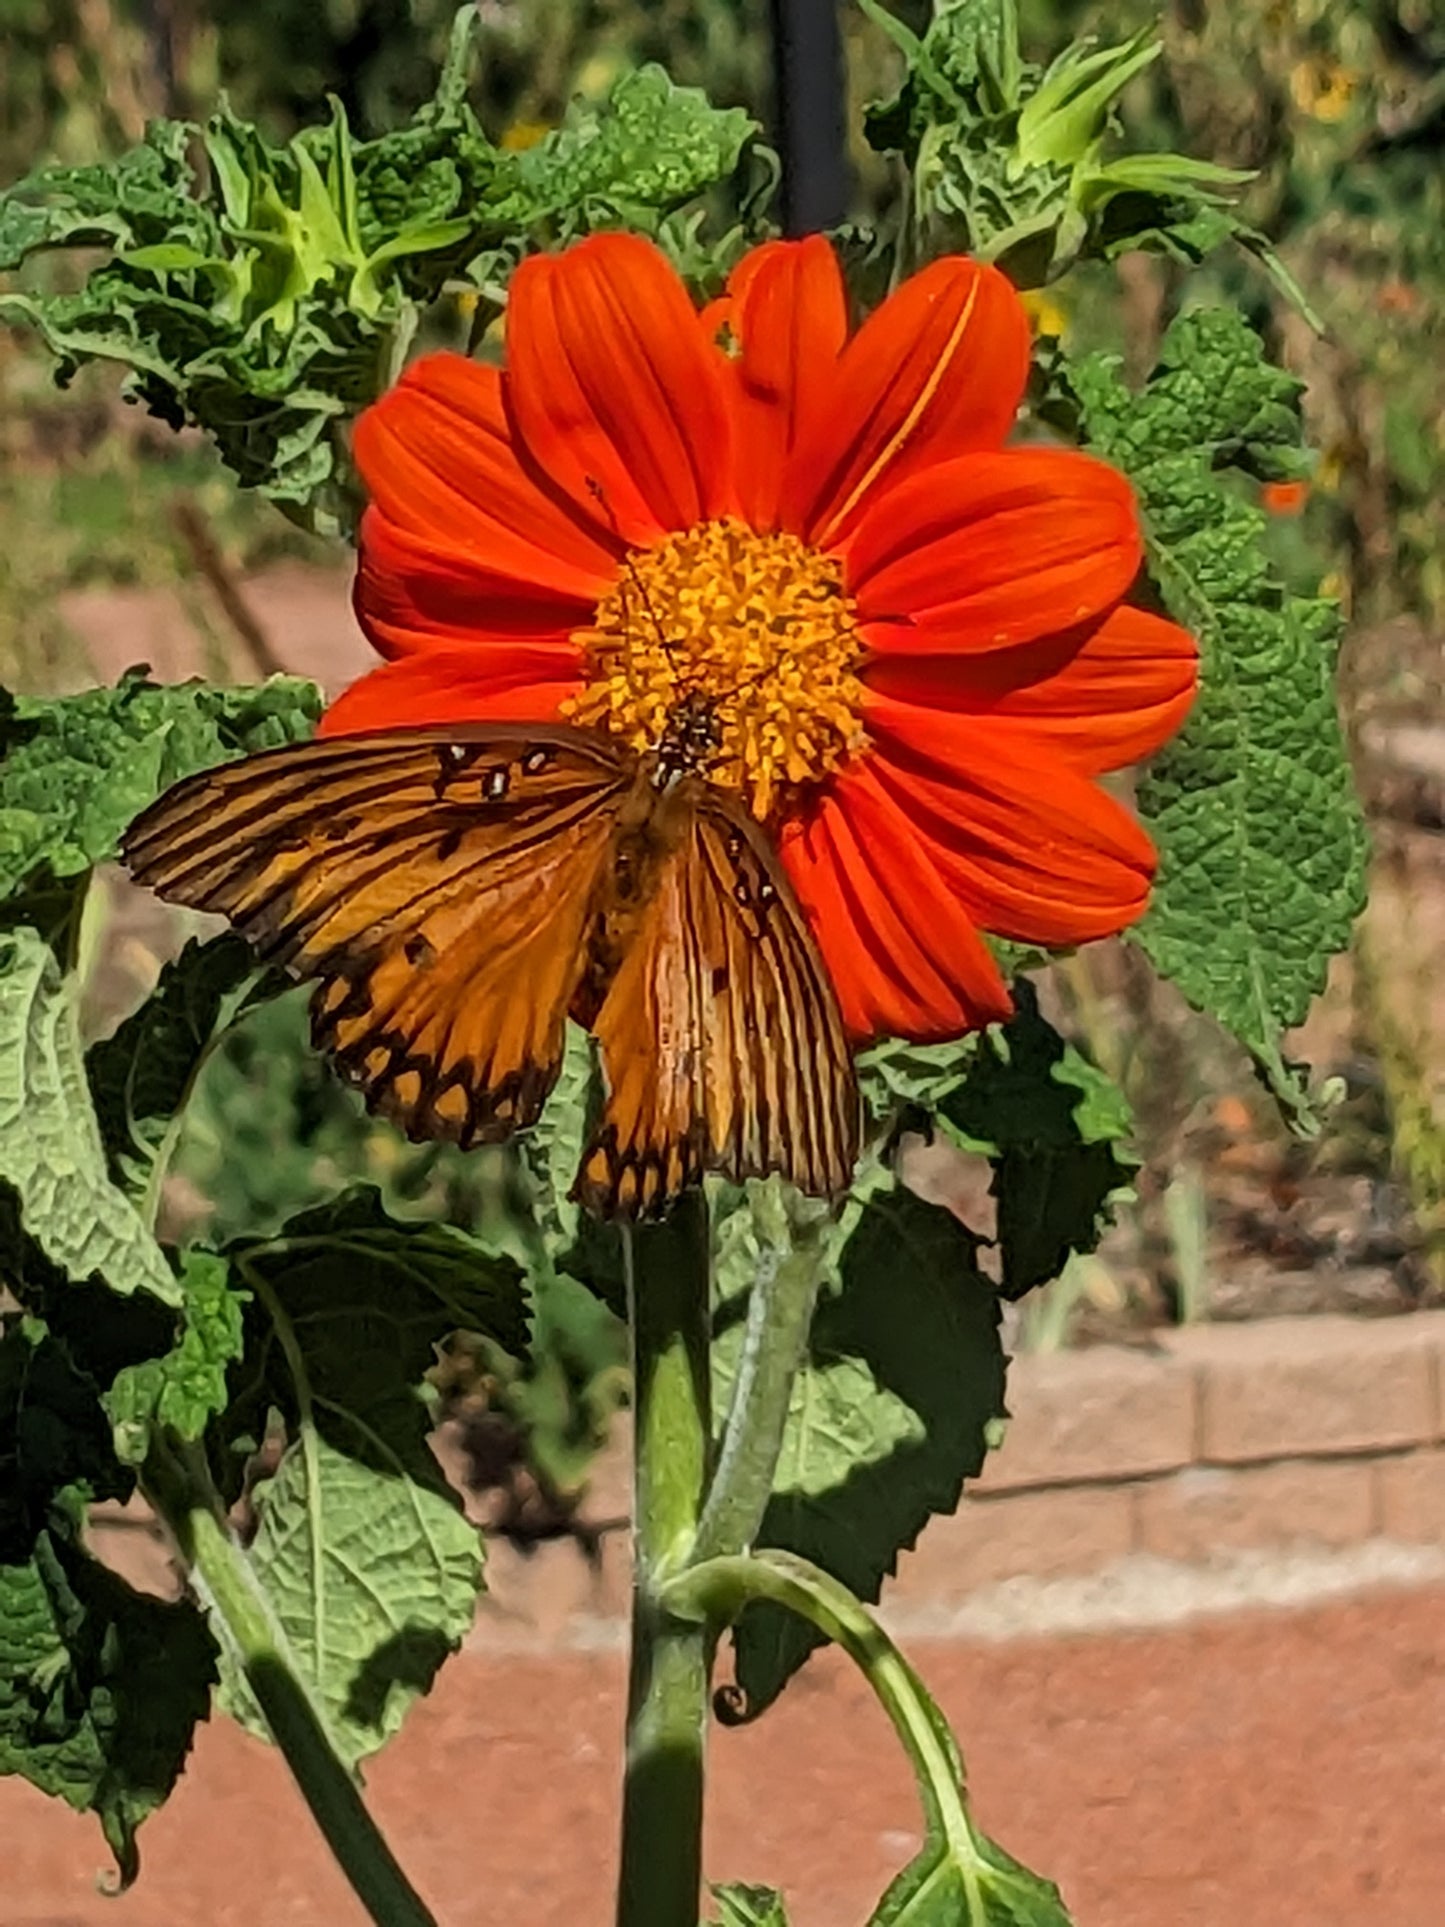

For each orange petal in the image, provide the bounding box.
[319,650,578,737]
[353,354,615,599]
[865,696,1158,946]
[848,450,1141,653]
[781,766,1012,1043]
[355,508,596,659]
[786,256,1030,547]
[504,233,736,546]
[863,605,1198,772]
[722,236,849,530]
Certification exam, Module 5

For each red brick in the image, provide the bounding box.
[1136,1460,1375,1563]
[974,1345,1196,1493]
[896,1486,1137,1599]
[86,1499,181,1600]
[575,1429,632,1530]
[1167,1314,1440,1464]
[472,1537,600,1648]
[1376,1450,1445,1543]
[587,1527,633,1623]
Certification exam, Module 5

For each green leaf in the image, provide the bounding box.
[710,1885,791,1926]
[858,1032,981,1120]
[217,1188,527,1763]
[103,1252,247,1467]
[936,984,1135,1298]
[513,1020,601,1263]
[0,23,757,525]
[860,2,1280,293]
[87,934,272,1192]
[1072,311,1370,1125]
[0,671,321,907]
[0,1505,216,1889]
[727,1178,1005,1714]
[1,1313,130,1552]
[0,928,177,1304]
[870,1804,1072,1925]
[514,65,756,230]
[0,1314,212,1885]
[0,120,210,269]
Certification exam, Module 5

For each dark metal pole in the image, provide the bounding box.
[769,0,850,235]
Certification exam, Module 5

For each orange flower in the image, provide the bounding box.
[324,233,1198,1043]
[1261,478,1309,517]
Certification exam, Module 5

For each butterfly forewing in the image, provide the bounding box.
[123,727,629,1147]
[576,782,860,1217]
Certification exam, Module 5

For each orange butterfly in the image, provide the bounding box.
[122,699,861,1219]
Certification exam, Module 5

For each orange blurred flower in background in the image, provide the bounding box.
[1261,479,1310,516]
[326,233,1198,1043]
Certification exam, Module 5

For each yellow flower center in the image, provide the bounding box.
[563,518,867,820]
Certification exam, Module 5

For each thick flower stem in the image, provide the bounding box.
[142,1437,437,1927]
[616,1191,714,1927]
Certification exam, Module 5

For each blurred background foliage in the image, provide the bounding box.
[2,2,1442,1478]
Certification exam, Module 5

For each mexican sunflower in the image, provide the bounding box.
[322,231,1198,1044]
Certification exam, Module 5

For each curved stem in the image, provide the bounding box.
[662,1549,983,1911]
[616,1191,713,1927]
[693,1187,830,1564]
[143,1437,437,1927]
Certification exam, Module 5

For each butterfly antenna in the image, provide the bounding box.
[585,473,690,681]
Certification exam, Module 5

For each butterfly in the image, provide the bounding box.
[121,696,861,1219]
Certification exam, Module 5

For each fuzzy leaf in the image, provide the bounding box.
[872,1835,1071,1924]
[1,1313,130,1552]
[870,1799,1071,1925]
[726,1179,1005,1714]
[514,65,755,227]
[103,1252,247,1466]
[937,984,1136,1297]
[0,1314,212,1885]
[217,1189,526,1762]
[88,934,271,1190]
[860,0,1283,293]
[0,672,321,906]
[513,1020,601,1262]
[710,1886,791,1926]
[0,1504,216,1889]
[1073,311,1369,1125]
[0,26,756,525]
[0,929,176,1304]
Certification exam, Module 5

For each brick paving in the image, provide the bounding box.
[5,1583,1445,1926]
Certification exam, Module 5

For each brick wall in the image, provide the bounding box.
[90,1311,1445,1641]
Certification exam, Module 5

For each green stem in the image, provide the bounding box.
[616,1190,713,1927]
[143,1437,437,1927]
[662,1549,986,1913]
[693,1189,829,1564]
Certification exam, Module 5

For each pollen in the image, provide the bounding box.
[562,519,867,819]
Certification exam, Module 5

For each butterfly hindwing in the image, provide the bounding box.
[577,781,860,1216]
[123,726,629,1147]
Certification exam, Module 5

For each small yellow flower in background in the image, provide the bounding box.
[1317,448,1346,493]
[1289,59,1359,122]
[1020,289,1068,338]
[1320,570,1351,616]
[500,120,550,152]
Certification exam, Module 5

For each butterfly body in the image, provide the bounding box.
[123,719,860,1218]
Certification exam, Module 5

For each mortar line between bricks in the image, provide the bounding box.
[971,1441,1432,1504]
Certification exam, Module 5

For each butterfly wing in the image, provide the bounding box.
[123,727,629,1146]
[576,783,860,1217]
